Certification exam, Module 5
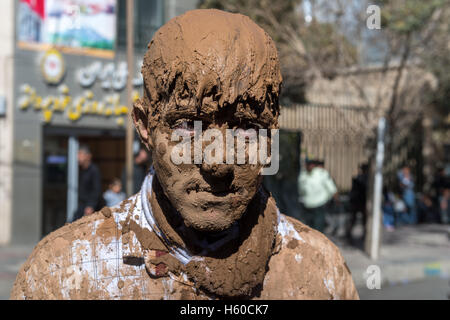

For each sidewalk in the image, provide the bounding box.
[328,224,450,289]
[0,245,33,300]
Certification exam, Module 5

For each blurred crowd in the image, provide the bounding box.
[298,159,450,243]
[383,166,450,232]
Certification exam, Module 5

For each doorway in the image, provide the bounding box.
[42,126,126,238]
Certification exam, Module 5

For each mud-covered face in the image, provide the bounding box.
[148,102,269,233]
[132,9,282,233]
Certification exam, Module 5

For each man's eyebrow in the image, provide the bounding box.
[229,112,269,125]
[163,108,198,122]
[162,101,271,126]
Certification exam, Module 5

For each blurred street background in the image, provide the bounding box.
[0,0,449,299]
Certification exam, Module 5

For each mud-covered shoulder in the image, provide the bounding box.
[285,214,359,299]
[10,194,144,300]
[263,213,359,299]
[10,211,112,300]
[284,215,345,265]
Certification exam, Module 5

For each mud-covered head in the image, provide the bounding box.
[133,9,282,233]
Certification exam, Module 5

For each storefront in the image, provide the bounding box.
[41,126,126,236]
[11,0,198,244]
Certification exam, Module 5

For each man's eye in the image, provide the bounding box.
[236,128,258,139]
[233,122,263,130]
[174,120,194,130]
[173,120,195,136]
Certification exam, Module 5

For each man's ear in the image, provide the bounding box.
[132,98,154,150]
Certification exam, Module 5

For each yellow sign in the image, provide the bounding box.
[41,49,65,84]
[18,84,140,126]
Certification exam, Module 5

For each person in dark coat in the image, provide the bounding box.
[72,145,102,221]
[346,163,368,242]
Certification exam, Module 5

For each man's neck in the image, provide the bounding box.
[144,172,279,298]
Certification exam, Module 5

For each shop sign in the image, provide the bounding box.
[18,84,140,126]
[77,61,143,90]
[19,48,144,126]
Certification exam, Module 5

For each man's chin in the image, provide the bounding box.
[180,207,245,233]
[189,222,234,233]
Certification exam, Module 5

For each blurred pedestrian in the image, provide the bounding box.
[317,159,341,235]
[298,159,338,233]
[122,146,151,195]
[103,178,126,207]
[440,186,450,224]
[417,193,440,223]
[72,145,102,222]
[346,163,368,241]
[431,167,448,205]
[393,192,408,225]
[382,187,396,232]
[397,165,417,224]
[431,167,449,224]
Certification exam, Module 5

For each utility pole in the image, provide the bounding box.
[66,136,79,223]
[365,117,386,260]
[126,0,135,196]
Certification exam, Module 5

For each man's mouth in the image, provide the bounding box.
[186,184,238,197]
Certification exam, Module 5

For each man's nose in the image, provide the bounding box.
[199,161,235,192]
[200,162,234,179]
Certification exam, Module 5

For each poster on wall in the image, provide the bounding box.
[17,0,117,58]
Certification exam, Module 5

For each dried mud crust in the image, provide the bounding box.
[260,215,359,300]
[131,9,283,235]
[10,212,108,299]
[140,183,279,299]
[11,191,358,299]
[138,9,282,131]
[9,199,210,300]
[10,201,358,300]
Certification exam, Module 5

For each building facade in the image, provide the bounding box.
[2,0,197,245]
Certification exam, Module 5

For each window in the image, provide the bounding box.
[117,0,164,52]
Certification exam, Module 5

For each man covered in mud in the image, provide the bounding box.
[11,9,358,300]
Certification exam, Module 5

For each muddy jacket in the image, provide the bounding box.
[11,172,359,300]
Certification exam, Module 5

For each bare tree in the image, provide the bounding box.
[199,0,450,184]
